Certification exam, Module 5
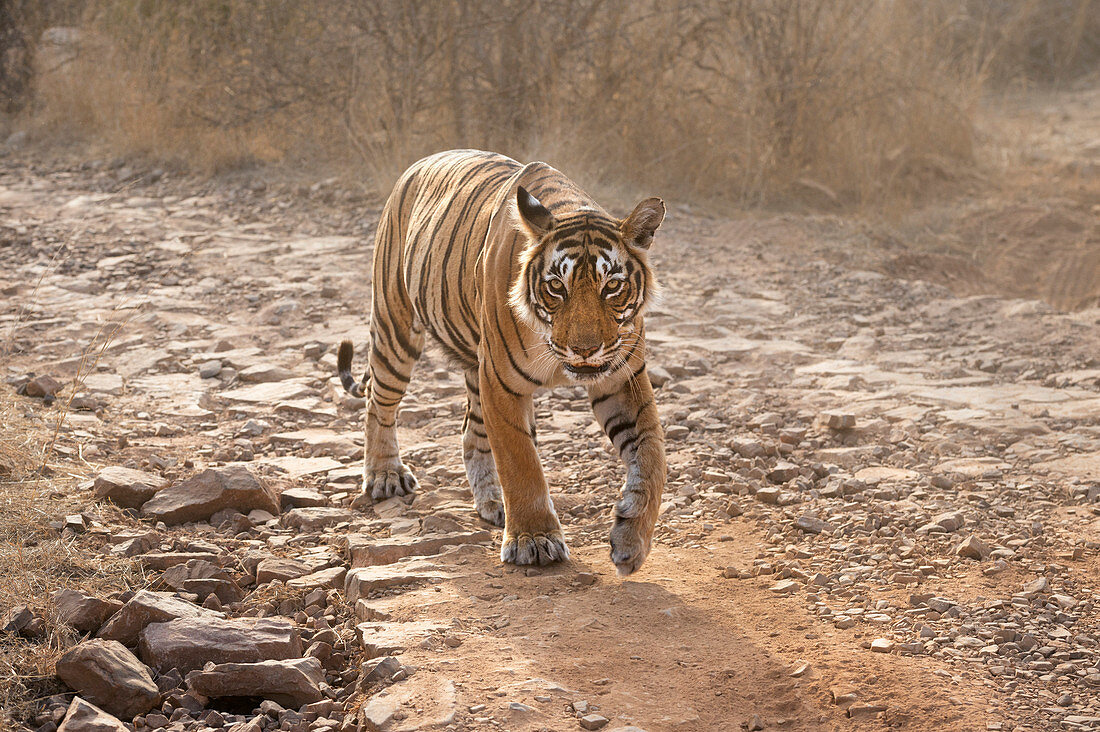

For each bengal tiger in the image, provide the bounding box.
[337,149,666,574]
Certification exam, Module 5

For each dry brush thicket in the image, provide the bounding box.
[14,0,1094,208]
[5,0,1099,206]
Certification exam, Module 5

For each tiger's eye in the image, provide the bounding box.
[545,279,566,297]
[603,280,623,296]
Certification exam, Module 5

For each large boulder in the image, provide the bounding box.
[55,639,160,719]
[139,617,301,674]
[141,465,279,524]
[186,657,325,707]
[93,466,168,508]
[52,589,123,634]
[56,697,128,732]
[97,590,218,646]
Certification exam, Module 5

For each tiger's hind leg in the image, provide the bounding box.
[352,212,426,510]
[461,368,505,526]
[351,317,425,510]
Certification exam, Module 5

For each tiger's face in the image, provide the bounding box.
[509,186,665,383]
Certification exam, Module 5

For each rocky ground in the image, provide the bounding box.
[1,134,1100,732]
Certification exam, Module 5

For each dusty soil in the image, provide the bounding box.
[2,88,1100,732]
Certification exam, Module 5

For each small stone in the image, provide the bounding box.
[870,638,894,653]
[770,580,799,594]
[24,374,63,400]
[932,511,965,532]
[2,604,32,633]
[141,465,279,525]
[52,590,122,634]
[579,714,610,730]
[360,656,402,686]
[56,697,127,731]
[847,703,887,719]
[648,365,671,387]
[1022,577,1049,597]
[279,486,329,509]
[198,360,222,379]
[821,412,856,430]
[794,515,832,534]
[255,557,311,584]
[747,714,764,731]
[755,487,781,504]
[665,425,689,440]
[93,467,169,509]
[281,507,353,531]
[790,661,810,677]
[955,534,991,560]
[766,461,799,483]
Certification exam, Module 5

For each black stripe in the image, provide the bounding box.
[489,355,523,397]
[491,306,542,387]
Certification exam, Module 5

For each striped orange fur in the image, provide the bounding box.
[338,150,666,574]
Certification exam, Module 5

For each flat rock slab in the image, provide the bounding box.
[261,455,344,478]
[355,621,449,658]
[256,557,311,584]
[93,466,168,508]
[287,566,347,591]
[221,380,313,403]
[934,457,1011,478]
[57,697,128,732]
[141,465,279,524]
[347,530,492,568]
[138,552,226,571]
[282,506,353,530]
[98,590,218,647]
[280,486,329,509]
[344,560,455,603]
[186,657,324,707]
[139,617,301,673]
[55,639,160,719]
[52,589,123,634]
[853,467,920,484]
[359,675,457,732]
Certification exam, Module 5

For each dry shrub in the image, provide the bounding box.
[18,0,1079,206]
[953,0,1100,84]
[0,391,140,722]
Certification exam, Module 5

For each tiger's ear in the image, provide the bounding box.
[621,197,665,250]
[517,186,555,238]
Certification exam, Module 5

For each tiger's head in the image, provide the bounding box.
[509,185,665,383]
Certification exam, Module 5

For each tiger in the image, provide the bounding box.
[337,149,666,575]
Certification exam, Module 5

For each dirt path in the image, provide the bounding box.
[2,146,1100,732]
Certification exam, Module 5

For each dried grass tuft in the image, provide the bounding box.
[0,391,139,722]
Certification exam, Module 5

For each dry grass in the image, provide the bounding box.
[15,0,998,210]
[0,390,141,723]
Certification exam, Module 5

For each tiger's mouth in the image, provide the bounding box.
[562,361,612,380]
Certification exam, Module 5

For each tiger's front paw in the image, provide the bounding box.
[609,515,654,576]
[501,530,569,566]
[351,465,418,510]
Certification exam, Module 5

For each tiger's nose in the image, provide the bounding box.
[572,343,600,359]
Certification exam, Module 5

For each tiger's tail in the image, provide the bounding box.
[337,340,370,399]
